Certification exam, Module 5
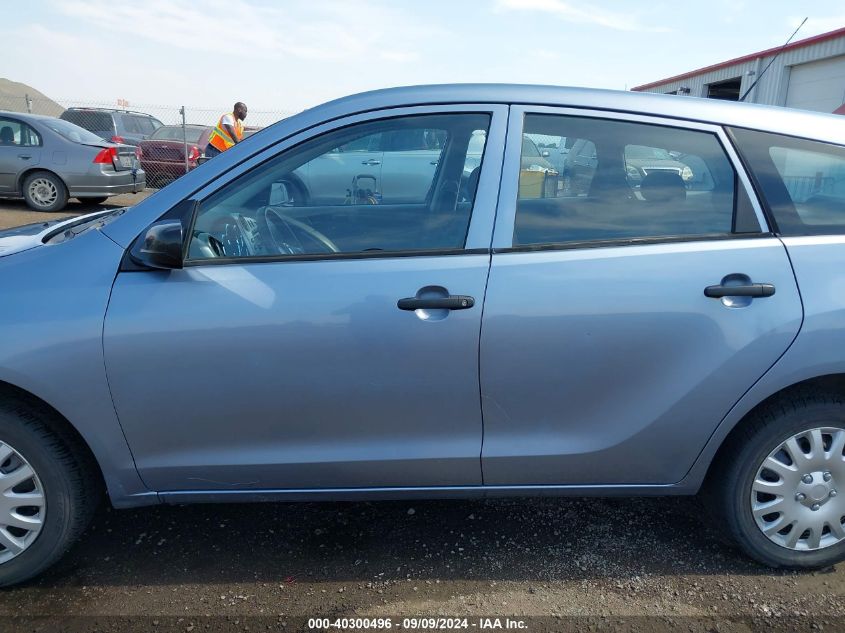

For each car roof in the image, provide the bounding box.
[0,110,59,122]
[307,84,845,145]
[64,107,158,117]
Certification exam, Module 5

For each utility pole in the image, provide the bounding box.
[180,106,189,175]
[25,94,32,113]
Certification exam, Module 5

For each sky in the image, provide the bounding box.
[3,0,845,118]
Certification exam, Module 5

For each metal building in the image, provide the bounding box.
[632,26,845,113]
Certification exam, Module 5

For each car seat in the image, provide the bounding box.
[640,172,687,203]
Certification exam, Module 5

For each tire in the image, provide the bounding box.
[81,197,109,205]
[21,171,69,213]
[0,395,101,586]
[706,388,845,569]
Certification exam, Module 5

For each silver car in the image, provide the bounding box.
[0,111,145,212]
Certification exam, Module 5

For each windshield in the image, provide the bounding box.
[43,118,109,145]
[150,126,206,143]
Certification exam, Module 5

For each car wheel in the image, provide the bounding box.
[82,197,109,205]
[0,395,101,586]
[22,172,69,213]
[708,389,845,568]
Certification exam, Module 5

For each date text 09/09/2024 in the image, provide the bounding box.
[308,617,528,630]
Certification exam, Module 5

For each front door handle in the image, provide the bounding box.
[397,295,475,310]
[704,283,775,298]
[361,159,381,166]
[17,154,31,160]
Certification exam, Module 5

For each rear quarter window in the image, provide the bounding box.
[730,127,845,235]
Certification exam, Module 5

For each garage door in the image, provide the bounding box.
[785,55,845,113]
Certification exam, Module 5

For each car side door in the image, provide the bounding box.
[480,107,803,486]
[103,105,506,493]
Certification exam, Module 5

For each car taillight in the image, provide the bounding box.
[111,135,124,143]
[93,147,118,164]
[188,146,200,161]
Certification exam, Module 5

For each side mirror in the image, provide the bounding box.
[269,180,292,206]
[541,150,550,157]
[130,220,184,270]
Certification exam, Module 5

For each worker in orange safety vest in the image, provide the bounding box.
[205,102,247,158]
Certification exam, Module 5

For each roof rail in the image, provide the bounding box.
[64,106,160,118]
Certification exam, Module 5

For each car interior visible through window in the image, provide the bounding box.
[188,113,490,261]
[0,119,41,147]
[513,114,755,247]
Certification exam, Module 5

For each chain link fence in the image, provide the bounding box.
[0,94,297,189]
[0,94,295,128]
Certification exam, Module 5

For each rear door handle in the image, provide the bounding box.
[17,154,31,160]
[704,283,775,298]
[361,159,381,166]
[397,295,475,310]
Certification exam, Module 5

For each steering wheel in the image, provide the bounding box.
[261,206,340,255]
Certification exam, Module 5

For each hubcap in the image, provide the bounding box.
[752,427,845,551]
[28,178,58,207]
[0,441,45,564]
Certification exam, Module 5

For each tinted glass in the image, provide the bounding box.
[188,113,490,260]
[730,127,845,235]
[0,118,41,146]
[60,110,113,136]
[513,114,748,246]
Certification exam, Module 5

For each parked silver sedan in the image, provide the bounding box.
[0,111,145,212]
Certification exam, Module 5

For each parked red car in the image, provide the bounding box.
[136,124,211,186]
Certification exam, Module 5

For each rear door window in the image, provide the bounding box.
[730,127,845,234]
[513,114,757,246]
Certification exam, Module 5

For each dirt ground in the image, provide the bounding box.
[0,194,843,631]
[0,497,843,631]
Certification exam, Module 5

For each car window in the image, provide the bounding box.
[331,133,381,153]
[188,113,491,260]
[133,116,158,135]
[513,114,750,246]
[60,111,113,136]
[0,118,41,147]
[729,127,845,235]
[42,118,109,145]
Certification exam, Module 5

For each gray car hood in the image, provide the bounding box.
[0,210,123,257]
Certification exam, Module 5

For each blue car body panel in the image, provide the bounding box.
[0,229,153,506]
[480,239,802,485]
[104,255,490,491]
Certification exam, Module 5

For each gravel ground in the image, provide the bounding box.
[0,497,843,631]
[0,193,843,631]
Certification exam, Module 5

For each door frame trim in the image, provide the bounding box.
[186,104,510,254]
[492,105,771,250]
